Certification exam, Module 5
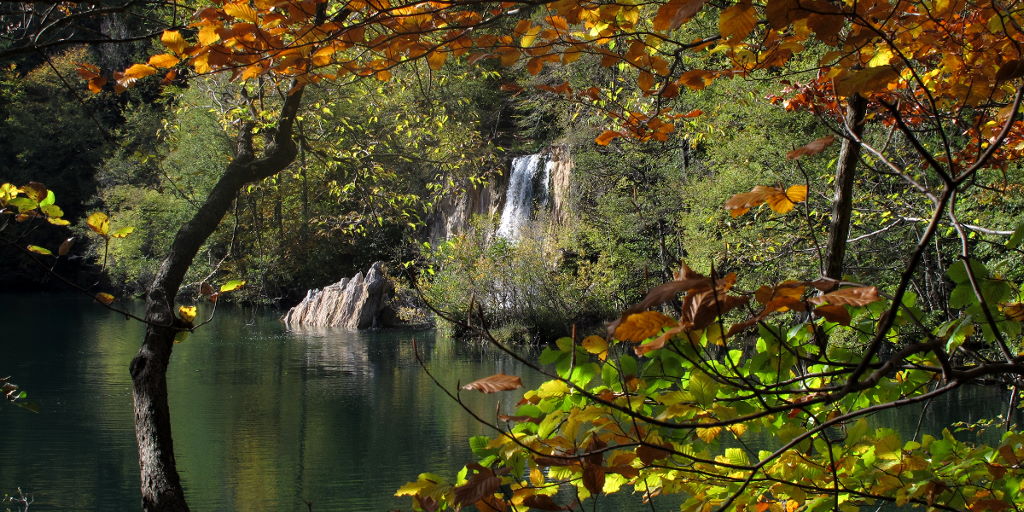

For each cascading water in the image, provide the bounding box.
[495,154,545,240]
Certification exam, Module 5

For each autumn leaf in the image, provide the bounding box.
[996,60,1024,82]
[453,464,500,506]
[521,495,569,510]
[86,212,110,237]
[808,286,881,307]
[110,226,135,238]
[1001,303,1024,321]
[614,311,678,342]
[95,292,115,305]
[581,335,608,360]
[160,30,187,55]
[582,464,605,495]
[786,136,836,159]
[595,130,623,146]
[178,305,198,323]
[652,0,705,32]
[813,304,851,325]
[149,54,180,69]
[58,237,75,256]
[719,1,756,43]
[724,185,807,216]
[461,373,523,393]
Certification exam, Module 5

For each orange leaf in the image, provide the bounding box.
[461,373,523,393]
[615,311,678,342]
[719,1,756,42]
[833,65,900,97]
[787,136,836,159]
[764,185,807,214]
[682,108,703,118]
[148,54,180,69]
[652,0,705,32]
[808,286,881,307]
[595,130,623,146]
[121,64,158,80]
[426,50,447,70]
[95,292,115,305]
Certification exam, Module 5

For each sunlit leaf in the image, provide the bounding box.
[26,245,52,256]
[595,130,623,146]
[160,30,187,54]
[86,212,110,236]
[461,373,523,393]
[808,286,881,307]
[110,226,135,238]
[95,292,115,305]
[220,279,247,293]
[615,311,678,342]
[178,305,198,323]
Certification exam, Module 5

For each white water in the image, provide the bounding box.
[495,154,546,240]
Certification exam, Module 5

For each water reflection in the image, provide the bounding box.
[1,294,1017,511]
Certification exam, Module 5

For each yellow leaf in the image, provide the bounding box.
[148,54,180,69]
[178,305,198,323]
[121,64,158,80]
[696,426,722,442]
[224,2,258,23]
[95,292,115,305]
[110,226,135,238]
[198,25,221,46]
[582,335,608,360]
[520,24,541,48]
[537,379,570,398]
[161,30,187,54]
[764,185,808,214]
[86,212,110,236]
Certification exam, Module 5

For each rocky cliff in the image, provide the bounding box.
[281,262,393,329]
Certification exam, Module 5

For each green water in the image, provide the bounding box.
[0,294,543,511]
[1,294,1016,511]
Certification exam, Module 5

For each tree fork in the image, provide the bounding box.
[130,85,304,512]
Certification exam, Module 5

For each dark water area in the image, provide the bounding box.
[0,293,541,511]
[0,293,1017,511]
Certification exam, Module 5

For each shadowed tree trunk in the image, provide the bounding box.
[824,93,868,281]
[129,85,305,512]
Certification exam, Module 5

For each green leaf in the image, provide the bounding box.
[7,197,37,212]
[1008,222,1024,249]
[26,245,52,256]
[688,371,718,407]
[110,226,135,238]
[39,189,55,207]
[220,279,247,293]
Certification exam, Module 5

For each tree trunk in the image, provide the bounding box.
[824,94,868,281]
[130,86,305,512]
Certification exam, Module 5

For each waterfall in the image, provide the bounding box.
[495,154,545,240]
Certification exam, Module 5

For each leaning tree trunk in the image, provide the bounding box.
[130,86,305,512]
[824,93,868,281]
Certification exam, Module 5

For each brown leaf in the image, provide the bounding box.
[462,373,523,393]
[58,237,75,257]
[808,286,881,307]
[453,465,501,506]
[652,0,705,31]
[754,281,806,305]
[522,495,569,511]
[813,304,851,325]
[719,1,756,42]
[787,136,836,159]
[634,325,682,356]
[997,60,1024,82]
[582,464,605,495]
[637,444,671,465]
[833,65,900,97]
[20,182,46,202]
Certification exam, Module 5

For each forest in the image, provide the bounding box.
[3,0,1024,510]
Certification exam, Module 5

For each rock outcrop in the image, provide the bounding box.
[282,262,393,329]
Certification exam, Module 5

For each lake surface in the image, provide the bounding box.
[0,294,1015,511]
[0,294,544,511]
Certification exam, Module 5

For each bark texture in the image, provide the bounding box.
[130,86,305,512]
[824,94,868,281]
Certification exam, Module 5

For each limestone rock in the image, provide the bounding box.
[282,262,394,329]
